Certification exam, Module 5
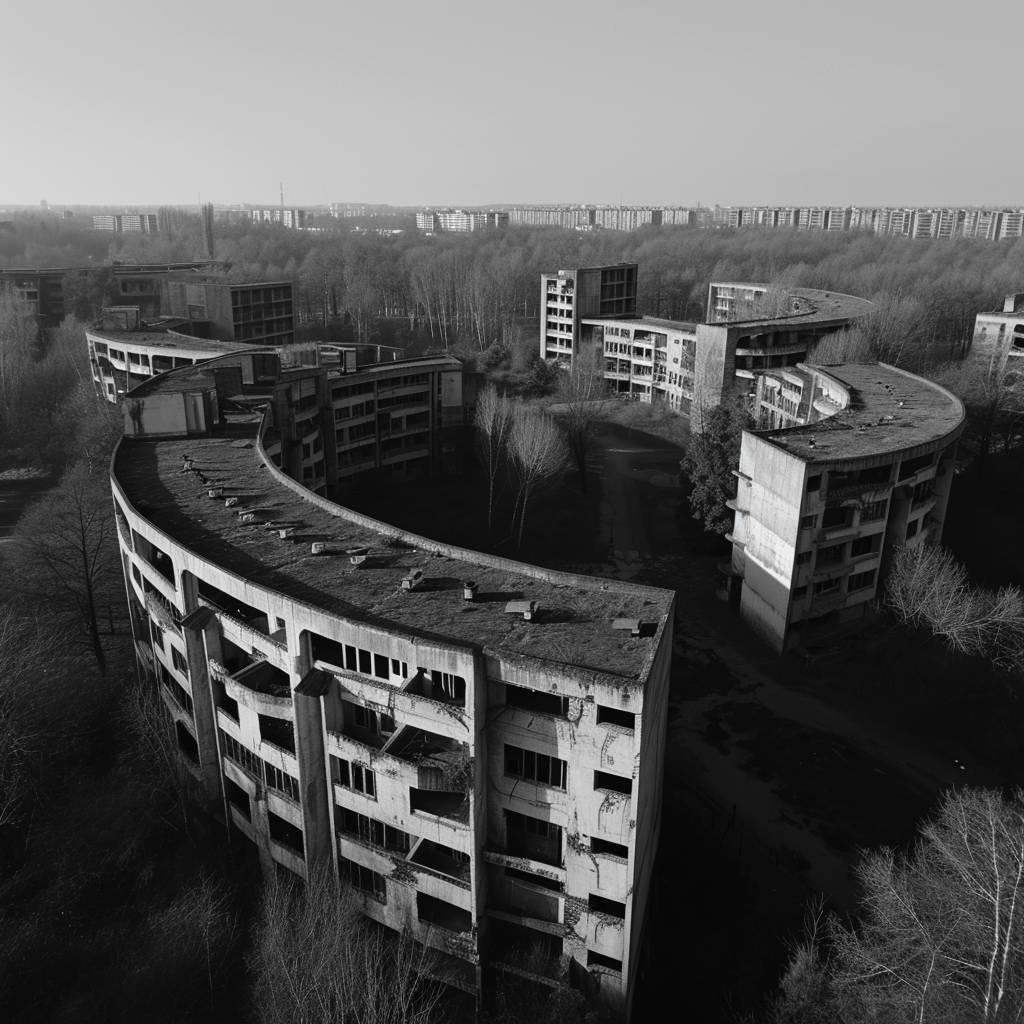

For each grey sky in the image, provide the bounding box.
[5,0,1022,208]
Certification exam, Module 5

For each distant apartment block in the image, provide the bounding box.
[112,346,674,1020]
[729,363,964,652]
[93,213,159,233]
[507,204,1023,241]
[329,204,399,218]
[415,210,508,233]
[509,206,701,230]
[251,208,307,228]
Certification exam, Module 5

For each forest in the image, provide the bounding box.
[2,213,1024,1022]
[4,208,1023,366]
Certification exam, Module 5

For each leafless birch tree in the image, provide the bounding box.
[248,866,444,1024]
[474,385,515,538]
[509,404,569,550]
[555,342,606,494]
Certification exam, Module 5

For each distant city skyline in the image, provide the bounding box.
[5,0,1023,209]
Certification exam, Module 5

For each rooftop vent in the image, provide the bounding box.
[613,617,656,638]
[463,581,478,601]
[505,600,539,622]
[612,618,641,636]
[225,497,239,508]
[312,541,349,556]
[207,487,224,498]
[402,569,424,591]
[350,555,367,567]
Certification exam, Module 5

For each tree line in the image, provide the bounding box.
[5,211,1023,361]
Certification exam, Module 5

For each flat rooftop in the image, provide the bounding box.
[714,287,874,331]
[758,363,965,462]
[88,330,253,354]
[113,377,672,686]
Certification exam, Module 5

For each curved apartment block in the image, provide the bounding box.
[87,328,254,402]
[728,362,965,652]
[110,348,674,1018]
[542,268,872,424]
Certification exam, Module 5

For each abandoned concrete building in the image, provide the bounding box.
[541,269,872,424]
[964,291,1024,377]
[727,362,965,653]
[111,346,674,1019]
[87,326,254,402]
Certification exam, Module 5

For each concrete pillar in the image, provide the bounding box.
[292,633,334,873]
[181,606,223,803]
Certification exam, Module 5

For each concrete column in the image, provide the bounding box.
[292,631,333,873]
[181,606,225,805]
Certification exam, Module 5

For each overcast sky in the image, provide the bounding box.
[4,0,1022,209]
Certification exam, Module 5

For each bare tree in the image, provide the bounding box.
[0,605,58,834]
[761,789,1024,1024]
[474,385,515,538]
[508,404,569,550]
[555,342,606,494]
[886,543,1024,673]
[120,676,207,834]
[807,326,876,365]
[931,360,1024,469]
[248,866,444,1024]
[0,287,38,442]
[11,461,120,672]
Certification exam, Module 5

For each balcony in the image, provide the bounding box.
[389,727,471,790]
[409,838,472,889]
[145,590,182,635]
[199,595,286,653]
[214,658,293,717]
[489,867,562,926]
[417,892,473,937]
[734,342,807,358]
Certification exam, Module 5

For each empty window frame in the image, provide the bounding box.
[847,569,877,592]
[594,771,632,795]
[850,533,882,558]
[339,809,409,853]
[505,810,563,865]
[170,646,189,676]
[506,683,569,717]
[504,744,568,789]
[860,499,888,523]
[352,704,395,739]
[590,837,628,859]
[265,762,300,802]
[333,756,377,798]
[821,506,851,530]
[431,670,466,702]
[817,543,845,567]
[596,705,635,729]
[587,951,622,972]
[588,893,627,919]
